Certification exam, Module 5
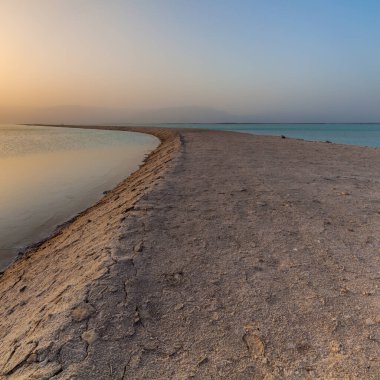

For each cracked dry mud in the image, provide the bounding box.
[1,127,380,379]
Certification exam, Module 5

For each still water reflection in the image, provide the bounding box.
[0,125,158,269]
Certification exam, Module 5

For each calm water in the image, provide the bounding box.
[0,125,158,269]
[155,123,380,148]
[2,123,378,269]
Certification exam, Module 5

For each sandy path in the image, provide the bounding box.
[1,128,380,379]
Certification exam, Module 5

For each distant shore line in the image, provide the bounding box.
[24,121,380,125]
[0,125,181,378]
[1,126,379,378]
[1,125,180,276]
[23,122,380,151]
[0,126,166,273]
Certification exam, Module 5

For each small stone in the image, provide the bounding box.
[330,341,341,353]
[256,201,267,207]
[243,325,265,359]
[198,357,209,366]
[129,353,141,369]
[340,287,349,294]
[365,318,376,326]
[71,303,95,322]
[36,348,49,362]
[174,303,184,311]
[134,310,141,324]
[27,353,38,363]
[134,242,143,252]
[211,312,220,321]
[81,329,98,344]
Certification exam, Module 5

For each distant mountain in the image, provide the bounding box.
[2,105,378,124]
[0,106,245,125]
[132,106,240,124]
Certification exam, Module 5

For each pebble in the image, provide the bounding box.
[129,354,141,369]
[174,303,184,311]
[198,357,209,366]
[27,353,38,363]
[71,303,95,322]
[256,201,267,207]
[134,242,143,252]
[81,329,98,344]
[108,286,119,293]
[330,341,341,353]
[366,318,375,326]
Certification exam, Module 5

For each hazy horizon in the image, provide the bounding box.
[4,105,380,125]
[2,1,380,123]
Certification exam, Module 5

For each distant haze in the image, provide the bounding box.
[2,1,380,123]
[0,106,240,124]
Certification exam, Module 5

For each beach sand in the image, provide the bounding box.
[0,127,379,379]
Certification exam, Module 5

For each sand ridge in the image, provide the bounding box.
[1,126,380,379]
[0,126,180,379]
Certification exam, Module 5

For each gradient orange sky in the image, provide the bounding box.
[2,1,380,122]
[2,1,254,113]
[1,1,176,109]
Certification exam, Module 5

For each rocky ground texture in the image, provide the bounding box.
[0,127,380,379]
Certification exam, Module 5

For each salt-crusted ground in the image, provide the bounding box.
[1,127,379,379]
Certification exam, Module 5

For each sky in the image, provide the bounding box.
[1,0,380,123]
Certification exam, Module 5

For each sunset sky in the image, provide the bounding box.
[1,1,380,122]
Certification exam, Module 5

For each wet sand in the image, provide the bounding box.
[0,126,380,379]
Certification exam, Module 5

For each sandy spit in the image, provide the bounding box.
[1,126,380,379]
[0,126,180,379]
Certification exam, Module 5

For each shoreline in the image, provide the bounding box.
[0,127,162,274]
[0,126,181,379]
[25,123,380,151]
[1,126,380,378]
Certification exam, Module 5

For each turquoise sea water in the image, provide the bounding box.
[154,123,380,148]
[0,125,158,269]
